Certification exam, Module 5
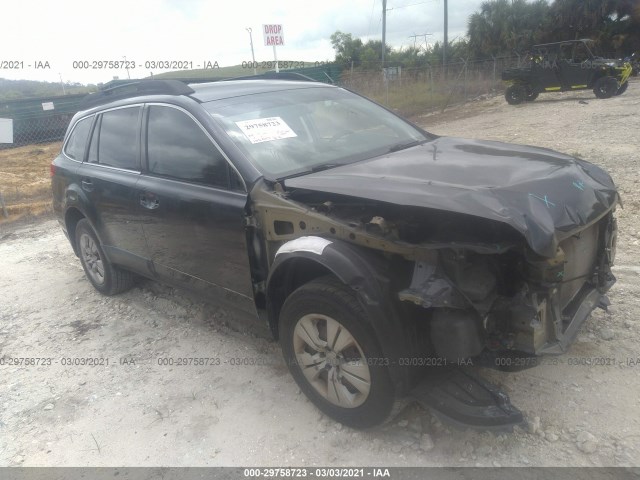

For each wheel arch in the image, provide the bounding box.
[265,237,412,392]
[65,206,87,256]
[266,238,385,338]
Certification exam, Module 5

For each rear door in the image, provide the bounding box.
[558,42,591,89]
[77,105,152,276]
[137,103,254,303]
[52,115,93,216]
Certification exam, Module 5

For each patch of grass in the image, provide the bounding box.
[345,73,501,118]
[0,141,60,224]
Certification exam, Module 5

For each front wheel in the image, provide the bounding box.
[279,276,396,428]
[615,81,628,96]
[75,219,135,295]
[593,76,618,99]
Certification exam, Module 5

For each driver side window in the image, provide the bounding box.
[146,105,234,189]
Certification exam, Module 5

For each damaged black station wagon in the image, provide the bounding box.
[51,76,619,429]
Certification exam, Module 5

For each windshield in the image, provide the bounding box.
[204,86,431,179]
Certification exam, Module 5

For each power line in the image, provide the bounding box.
[443,0,448,75]
[382,0,387,68]
[367,0,376,38]
[387,1,433,12]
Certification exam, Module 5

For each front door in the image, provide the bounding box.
[137,104,254,304]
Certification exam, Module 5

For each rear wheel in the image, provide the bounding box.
[279,276,396,428]
[525,89,539,101]
[75,219,135,295]
[505,84,526,105]
[615,81,629,96]
[593,76,618,99]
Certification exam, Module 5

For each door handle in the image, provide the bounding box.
[81,178,94,192]
[139,192,160,210]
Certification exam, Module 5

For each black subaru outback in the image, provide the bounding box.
[51,77,619,429]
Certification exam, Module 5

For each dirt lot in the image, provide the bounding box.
[0,142,60,221]
[1,83,639,467]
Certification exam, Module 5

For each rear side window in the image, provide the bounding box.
[146,106,230,188]
[97,107,141,170]
[64,117,92,161]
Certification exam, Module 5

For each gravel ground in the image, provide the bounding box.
[1,81,639,467]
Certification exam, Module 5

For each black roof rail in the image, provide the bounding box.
[80,79,195,109]
[79,73,318,110]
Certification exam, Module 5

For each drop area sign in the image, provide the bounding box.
[263,24,284,46]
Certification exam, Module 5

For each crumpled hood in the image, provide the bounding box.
[284,137,619,257]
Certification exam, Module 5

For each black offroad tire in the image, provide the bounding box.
[615,81,629,96]
[279,276,396,429]
[525,89,539,101]
[593,76,618,99]
[75,219,135,295]
[505,84,526,105]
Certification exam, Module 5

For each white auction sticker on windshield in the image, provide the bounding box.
[235,117,297,144]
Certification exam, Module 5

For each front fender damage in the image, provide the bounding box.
[267,236,414,393]
[249,178,616,429]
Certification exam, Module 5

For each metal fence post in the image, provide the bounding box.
[0,190,8,218]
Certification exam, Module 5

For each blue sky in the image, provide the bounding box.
[1,0,484,84]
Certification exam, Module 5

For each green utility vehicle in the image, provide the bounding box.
[502,39,632,105]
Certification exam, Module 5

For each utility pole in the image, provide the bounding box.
[123,56,131,79]
[246,28,257,75]
[409,33,432,51]
[443,0,448,77]
[382,0,387,70]
[58,73,66,95]
[409,34,418,50]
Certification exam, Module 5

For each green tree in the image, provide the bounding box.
[330,31,364,66]
[330,31,392,69]
[467,0,550,58]
[549,0,640,54]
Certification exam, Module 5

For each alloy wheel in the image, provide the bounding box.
[293,313,371,408]
[79,233,105,285]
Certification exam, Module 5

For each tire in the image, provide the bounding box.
[593,76,618,99]
[525,89,539,101]
[615,81,628,96]
[279,276,396,428]
[75,219,135,295]
[505,84,526,105]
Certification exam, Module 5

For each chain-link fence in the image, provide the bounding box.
[0,61,522,221]
[0,58,522,153]
[0,94,85,151]
[338,56,520,117]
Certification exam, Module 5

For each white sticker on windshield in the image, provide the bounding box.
[235,116,297,144]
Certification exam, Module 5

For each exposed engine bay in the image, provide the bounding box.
[251,186,617,366]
